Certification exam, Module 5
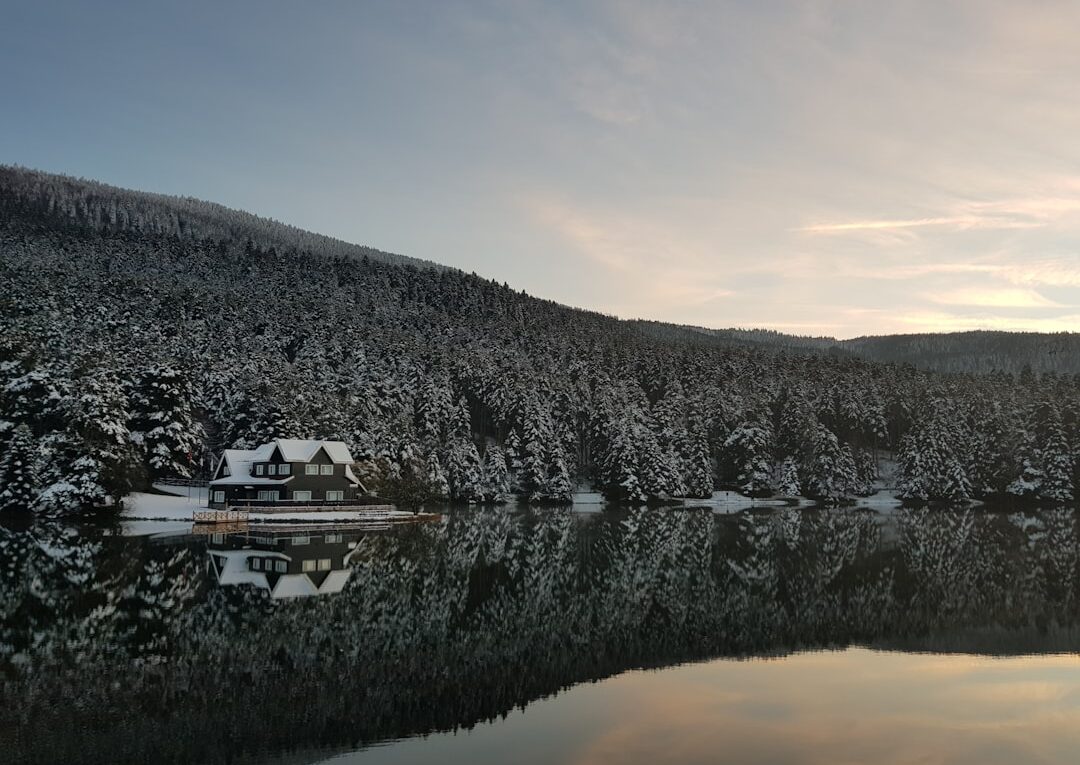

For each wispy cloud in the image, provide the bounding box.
[923,287,1063,309]
[798,215,1039,234]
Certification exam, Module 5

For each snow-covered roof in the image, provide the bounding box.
[274,439,354,464]
[211,439,355,485]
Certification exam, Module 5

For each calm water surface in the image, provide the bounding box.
[4,506,1080,764]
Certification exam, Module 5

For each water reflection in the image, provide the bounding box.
[3,506,1080,764]
[206,528,365,599]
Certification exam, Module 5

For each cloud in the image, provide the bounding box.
[897,311,1080,333]
[923,287,1063,308]
[798,215,1041,234]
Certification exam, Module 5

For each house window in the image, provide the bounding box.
[211,533,224,544]
[278,463,291,475]
[292,490,312,502]
[305,464,319,475]
[326,490,344,501]
[257,490,278,501]
[222,466,231,477]
[255,464,265,476]
[302,559,317,573]
[251,558,261,571]
[266,463,276,475]
[317,558,332,571]
[325,533,343,543]
[275,560,287,573]
[213,491,225,503]
[292,535,310,545]
[320,464,334,475]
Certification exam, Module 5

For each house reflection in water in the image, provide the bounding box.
[206,528,363,599]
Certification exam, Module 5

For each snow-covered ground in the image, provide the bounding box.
[676,490,803,514]
[119,484,904,537]
[120,484,421,535]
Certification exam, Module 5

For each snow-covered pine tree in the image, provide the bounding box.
[680,418,714,498]
[445,399,484,502]
[0,424,36,512]
[722,421,773,496]
[481,443,510,503]
[803,424,859,503]
[129,366,204,480]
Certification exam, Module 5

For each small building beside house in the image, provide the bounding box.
[208,438,366,509]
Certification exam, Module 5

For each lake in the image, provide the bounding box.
[4,505,1080,764]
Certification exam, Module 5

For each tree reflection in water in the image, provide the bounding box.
[2,506,1079,764]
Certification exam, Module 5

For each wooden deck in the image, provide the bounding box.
[193,504,432,526]
[228,503,398,515]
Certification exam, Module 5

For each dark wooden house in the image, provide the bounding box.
[208,439,366,509]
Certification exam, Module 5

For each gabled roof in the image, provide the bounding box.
[211,439,356,485]
[273,438,354,464]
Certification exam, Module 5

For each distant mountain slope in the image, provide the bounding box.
[638,322,1080,375]
[841,331,1080,375]
[0,164,441,270]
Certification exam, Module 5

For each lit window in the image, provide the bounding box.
[317,558,332,571]
[320,464,333,475]
[255,464,264,476]
[326,490,343,501]
[305,464,319,475]
[302,559,317,572]
[275,561,287,573]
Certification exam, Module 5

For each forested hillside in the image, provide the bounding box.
[843,331,1080,375]
[1,166,1078,512]
[641,322,1080,375]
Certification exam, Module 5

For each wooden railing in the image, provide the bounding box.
[229,503,397,515]
[193,509,249,524]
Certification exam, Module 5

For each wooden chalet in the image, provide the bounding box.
[208,438,366,509]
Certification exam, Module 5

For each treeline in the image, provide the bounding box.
[0,166,1078,512]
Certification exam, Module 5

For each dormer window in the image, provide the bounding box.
[255,464,265,476]
[267,464,277,476]
[278,463,291,475]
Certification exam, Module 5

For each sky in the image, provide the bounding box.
[3,0,1080,338]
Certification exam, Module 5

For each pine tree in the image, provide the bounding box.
[722,422,773,496]
[481,444,511,503]
[445,400,484,502]
[803,424,859,503]
[129,366,203,480]
[0,424,36,512]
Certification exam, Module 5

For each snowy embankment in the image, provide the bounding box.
[120,484,420,536]
[677,489,902,512]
